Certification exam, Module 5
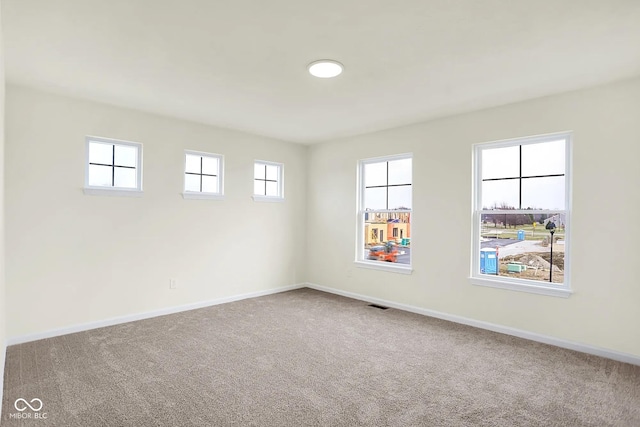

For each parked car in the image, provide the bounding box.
[368,242,398,262]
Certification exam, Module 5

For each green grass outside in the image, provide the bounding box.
[481,223,565,241]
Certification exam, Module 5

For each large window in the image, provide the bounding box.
[253,160,284,201]
[183,151,224,199]
[472,133,571,297]
[357,154,412,273]
[84,136,142,196]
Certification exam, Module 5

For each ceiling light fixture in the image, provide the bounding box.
[308,60,344,78]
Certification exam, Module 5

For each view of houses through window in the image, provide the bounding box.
[359,154,412,266]
[365,212,411,264]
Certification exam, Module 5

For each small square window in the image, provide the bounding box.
[253,160,284,202]
[84,136,143,196]
[182,151,224,200]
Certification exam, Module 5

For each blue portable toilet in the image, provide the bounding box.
[480,248,497,274]
[517,230,525,241]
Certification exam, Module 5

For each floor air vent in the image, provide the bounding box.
[368,304,389,310]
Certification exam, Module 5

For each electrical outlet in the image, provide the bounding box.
[169,279,177,289]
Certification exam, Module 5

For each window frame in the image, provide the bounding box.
[83,136,143,197]
[355,153,413,274]
[470,132,572,298]
[252,160,284,202]
[182,150,224,200]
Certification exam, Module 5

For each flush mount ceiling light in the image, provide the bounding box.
[308,60,344,78]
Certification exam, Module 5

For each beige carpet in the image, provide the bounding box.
[2,288,639,426]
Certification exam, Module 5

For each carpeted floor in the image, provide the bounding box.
[2,288,639,426]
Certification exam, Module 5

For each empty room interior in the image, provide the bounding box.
[1,1,640,426]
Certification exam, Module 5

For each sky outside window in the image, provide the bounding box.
[364,158,412,210]
[481,140,565,210]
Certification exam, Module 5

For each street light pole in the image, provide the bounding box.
[545,220,557,283]
[549,230,555,282]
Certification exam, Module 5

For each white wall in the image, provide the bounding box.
[5,85,307,338]
[0,3,6,397]
[5,77,640,358]
[0,5,7,416]
[307,76,640,357]
[0,5,6,354]
[0,5,6,352]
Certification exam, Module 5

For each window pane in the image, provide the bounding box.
[479,213,565,284]
[521,176,565,210]
[88,164,112,187]
[364,187,386,210]
[202,156,218,175]
[266,181,279,196]
[482,146,519,180]
[114,145,137,167]
[388,185,412,209]
[202,175,218,193]
[89,142,113,165]
[254,180,265,195]
[522,140,565,177]
[266,164,279,181]
[364,162,387,187]
[113,167,137,188]
[481,179,519,209]
[388,158,412,185]
[185,154,201,174]
[364,212,411,265]
[185,174,200,192]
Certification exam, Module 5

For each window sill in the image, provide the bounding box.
[252,195,284,203]
[354,260,413,275]
[182,192,224,200]
[469,276,572,298]
[83,187,143,197]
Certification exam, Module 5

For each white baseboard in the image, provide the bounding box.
[7,283,305,346]
[304,282,640,366]
[8,282,638,366]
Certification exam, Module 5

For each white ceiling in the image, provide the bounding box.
[3,1,640,143]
